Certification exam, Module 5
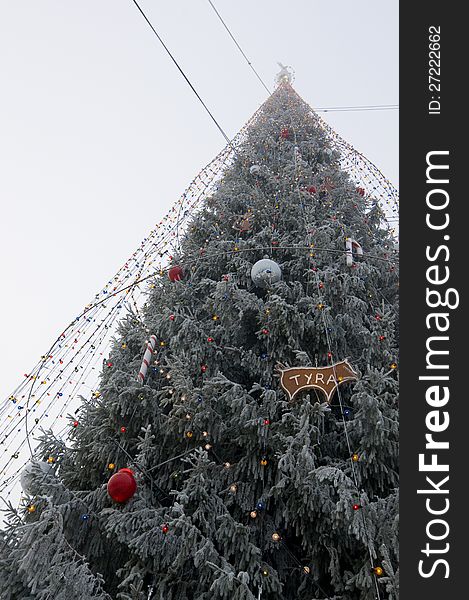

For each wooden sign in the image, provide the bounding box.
[276,360,358,403]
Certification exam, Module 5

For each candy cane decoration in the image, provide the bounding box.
[345,237,363,267]
[137,335,157,383]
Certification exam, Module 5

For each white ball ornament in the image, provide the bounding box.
[249,165,261,175]
[20,460,53,495]
[251,259,282,288]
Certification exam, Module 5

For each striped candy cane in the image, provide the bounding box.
[345,237,363,267]
[137,335,157,383]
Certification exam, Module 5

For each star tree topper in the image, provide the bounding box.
[275,62,295,85]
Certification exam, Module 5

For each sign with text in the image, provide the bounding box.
[276,360,358,402]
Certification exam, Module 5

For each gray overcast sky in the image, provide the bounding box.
[0,1,398,397]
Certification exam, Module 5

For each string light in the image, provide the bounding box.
[1,82,397,600]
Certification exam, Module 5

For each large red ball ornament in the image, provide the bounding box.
[168,266,183,282]
[307,186,317,194]
[280,128,290,139]
[107,469,137,503]
[118,468,135,477]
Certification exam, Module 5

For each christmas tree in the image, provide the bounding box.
[0,76,399,600]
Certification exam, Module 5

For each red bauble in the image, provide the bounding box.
[356,187,365,197]
[168,266,183,282]
[307,186,317,194]
[107,469,137,503]
[118,468,134,477]
[280,128,290,139]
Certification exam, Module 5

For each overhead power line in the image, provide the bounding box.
[316,104,399,113]
[132,0,397,132]
[206,0,397,114]
[205,0,272,95]
[130,0,234,150]
[316,104,398,110]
